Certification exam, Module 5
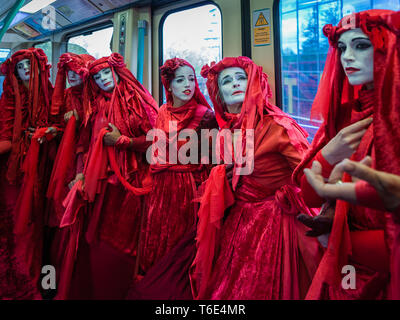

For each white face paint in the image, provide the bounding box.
[67,70,83,87]
[218,67,248,111]
[16,58,31,82]
[93,67,117,92]
[170,65,195,107]
[338,28,374,86]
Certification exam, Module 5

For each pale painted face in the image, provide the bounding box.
[16,58,31,82]
[170,65,196,107]
[218,67,248,110]
[67,70,83,87]
[338,28,374,86]
[93,67,117,92]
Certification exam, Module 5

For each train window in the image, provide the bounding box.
[67,26,113,59]
[161,3,222,107]
[279,0,400,142]
[34,40,53,78]
[0,49,11,97]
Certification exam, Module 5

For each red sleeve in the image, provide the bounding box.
[300,150,335,208]
[277,126,304,171]
[355,180,386,211]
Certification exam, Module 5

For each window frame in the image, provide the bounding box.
[64,21,114,54]
[273,0,340,141]
[274,0,400,142]
[158,0,223,106]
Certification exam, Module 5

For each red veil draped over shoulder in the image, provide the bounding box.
[46,53,94,225]
[0,48,53,183]
[293,9,400,299]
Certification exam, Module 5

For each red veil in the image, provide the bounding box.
[201,56,309,189]
[46,53,95,225]
[0,48,53,183]
[62,53,158,227]
[0,48,54,289]
[50,52,95,117]
[190,56,311,298]
[83,53,158,199]
[292,10,400,298]
[158,57,211,133]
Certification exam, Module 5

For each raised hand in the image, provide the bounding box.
[342,156,400,212]
[321,117,373,165]
[103,123,121,146]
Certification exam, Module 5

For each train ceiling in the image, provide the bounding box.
[0,0,183,42]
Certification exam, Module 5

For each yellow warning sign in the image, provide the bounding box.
[253,9,271,46]
[255,13,268,27]
[254,27,270,45]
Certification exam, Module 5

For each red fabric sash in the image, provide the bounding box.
[13,126,56,285]
[189,165,235,299]
[61,128,152,227]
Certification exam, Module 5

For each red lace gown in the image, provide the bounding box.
[298,89,391,299]
[199,114,322,300]
[139,102,218,273]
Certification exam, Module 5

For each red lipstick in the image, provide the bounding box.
[345,67,360,75]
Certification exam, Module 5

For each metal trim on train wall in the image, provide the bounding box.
[240,0,251,58]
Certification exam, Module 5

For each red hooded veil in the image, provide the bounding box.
[292,9,400,299]
[0,48,53,183]
[46,53,95,225]
[150,57,213,171]
[202,56,310,189]
[61,53,158,240]
[0,47,55,293]
[158,57,211,129]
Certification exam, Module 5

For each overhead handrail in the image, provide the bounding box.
[0,0,26,42]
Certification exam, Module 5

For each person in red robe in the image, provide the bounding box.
[45,52,94,299]
[293,9,399,299]
[61,53,158,299]
[138,58,218,275]
[0,48,56,299]
[189,56,323,300]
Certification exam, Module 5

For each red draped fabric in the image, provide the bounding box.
[189,56,322,299]
[139,58,217,273]
[61,53,158,299]
[47,53,95,225]
[44,53,94,299]
[368,11,400,299]
[0,48,54,298]
[293,10,399,300]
